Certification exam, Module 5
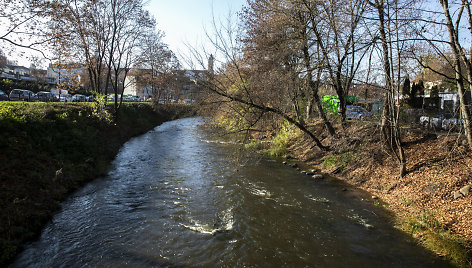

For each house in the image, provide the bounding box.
[124,69,206,101]
[46,63,84,87]
[420,91,470,112]
[123,69,153,100]
[0,64,37,81]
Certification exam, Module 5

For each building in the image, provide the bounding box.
[0,64,37,82]
[124,69,206,102]
[46,63,84,87]
[420,91,470,112]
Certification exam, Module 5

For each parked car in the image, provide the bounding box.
[86,95,94,102]
[442,116,463,131]
[0,90,9,101]
[122,95,140,102]
[345,105,370,120]
[72,94,87,102]
[36,91,55,102]
[9,89,35,101]
[420,113,454,129]
[59,94,73,102]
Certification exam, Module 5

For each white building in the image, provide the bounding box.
[0,64,37,81]
[46,63,84,86]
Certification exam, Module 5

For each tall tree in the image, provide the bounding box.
[439,0,472,149]
[136,31,180,102]
[42,0,158,113]
[242,0,336,136]
[302,0,370,122]
[367,0,418,177]
[192,4,330,151]
[106,0,155,112]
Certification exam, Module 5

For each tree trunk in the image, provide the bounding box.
[441,0,472,150]
[372,0,407,177]
[301,38,336,136]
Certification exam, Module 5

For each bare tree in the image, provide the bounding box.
[439,0,472,149]
[136,31,180,102]
[42,0,160,114]
[0,0,52,56]
[303,0,370,122]
[106,0,155,112]
[190,4,330,151]
[242,0,336,136]
[367,0,419,177]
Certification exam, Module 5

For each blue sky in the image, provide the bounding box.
[147,0,247,60]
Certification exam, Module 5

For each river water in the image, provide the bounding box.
[12,117,450,267]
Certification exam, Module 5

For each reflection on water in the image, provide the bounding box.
[12,117,451,267]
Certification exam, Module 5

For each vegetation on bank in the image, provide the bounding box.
[0,101,195,266]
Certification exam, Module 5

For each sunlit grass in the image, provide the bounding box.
[400,211,471,267]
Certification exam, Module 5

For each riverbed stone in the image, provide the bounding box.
[372,196,378,200]
[282,161,287,165]
[312,173,324,180]
[306,172,315,176]
[453,191,463,200]
[291,163,298,168]
[459,185,470,196]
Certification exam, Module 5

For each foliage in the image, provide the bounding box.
[90,92,112,123]
[321,151,358,172]
[265,120,296,157]
[402,77,411,97]
[402,211,471,267]
[0,79,51,94]
[408,81,424,108]
[244,140,264,150]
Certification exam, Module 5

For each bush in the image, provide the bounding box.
[265,120,296,157]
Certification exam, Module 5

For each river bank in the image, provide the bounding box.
[0,102,195,266]
[10,117,452,267]
[249,119,471,267]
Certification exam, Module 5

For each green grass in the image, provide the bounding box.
[401,211,472,267]
[321,151,358,171]
[264,121,296,157]
[244,140,264,150]
[0,101,195,266]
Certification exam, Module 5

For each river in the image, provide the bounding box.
[12,117,450,267]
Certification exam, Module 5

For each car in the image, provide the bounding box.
[0,90,9,101]
[72,94,87,102]
[9,89,35,101]
[59,94,72,102]
[345,105,370,120]
[420,113,454,129]
[442,116,463,131]
[36,91,55,102]
[86,95,94,102]
[125,95,140,102]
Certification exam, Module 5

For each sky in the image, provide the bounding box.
[146,0,247,67]
[5,0,246,68]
